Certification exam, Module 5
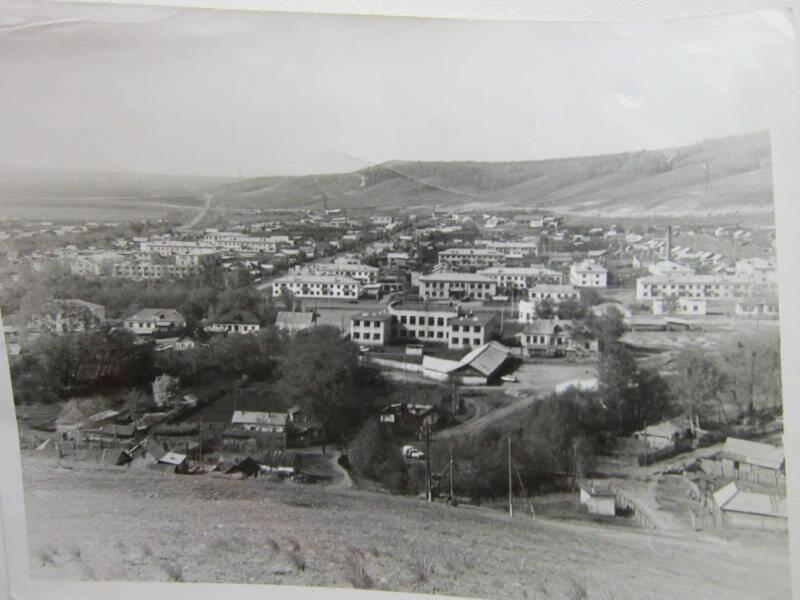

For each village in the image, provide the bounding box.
[1,201,786,547]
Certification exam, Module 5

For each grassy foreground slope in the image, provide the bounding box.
[22,454,789,600]
[214,131,773,216]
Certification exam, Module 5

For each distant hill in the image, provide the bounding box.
[0,131,773,220]
[214,131,773,217]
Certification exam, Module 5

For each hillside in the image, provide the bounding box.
[22,454,789,599]
[214,131,773,217]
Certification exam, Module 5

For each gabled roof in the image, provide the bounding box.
[125,308,185,323]
[459,341,512,377]
[634,420,686,440]
[158,451,187,465]
[231,410,288,427]
[713,482,787,518]
[422,356,463,375]
[717,438,784,470]
[522,319,573,336]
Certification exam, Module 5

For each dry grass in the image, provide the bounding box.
[345,549,374,589]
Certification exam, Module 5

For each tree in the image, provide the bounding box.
[152,374,181,408]
[671,347,728,426]
[660,294,681,316]
[719,331,782,417]
[596,342,639,431]
[580,306,625,348]
[278,326,384,444]
[556,297,585,320]
[535,297,555,319]
[349,418,409,492]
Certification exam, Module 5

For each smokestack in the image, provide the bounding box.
[665,225,672,261]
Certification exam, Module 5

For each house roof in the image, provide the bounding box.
[276,311,316,329]
[158,451,187,465]
[522,319,573,336]
[422,356,463,375]
[459,341,512,377]
[713,482,787,518]
[231,410,288,427]
[579,481,616,497]
[419,272,495,283]
[451,313,496,327]
[351,310,392,321]
[634,420,686,440]
[125,308,185,323]
[717,438,784,470]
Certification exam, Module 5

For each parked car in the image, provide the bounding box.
[402,445,425,460]
[501,375,517,383]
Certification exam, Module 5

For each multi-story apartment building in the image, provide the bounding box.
[201,231,290,253]
[139,240,218,257]
[477,266,563,291]
[350,311,392,345]
[271,274,361,300]
[306,262,379,284]
[437,248,507,269]
[418,272,497,300]
[518,284,582,322]
[386,252,411,268]
[569,260,608,288]
[735,258,776,286]
[635,275,753,300]
[388,302,459,344]
[448,313,498,350]
[478,240,540,257]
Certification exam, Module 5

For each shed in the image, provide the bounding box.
[713,482,788,531]
[579,482,617,516]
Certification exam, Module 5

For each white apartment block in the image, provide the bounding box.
[272,274,361,300]
[386,252,411,268]
[569,260,608,288]
[388,303,459,344]
[735,258,776,286]
[418,272,497,300]
[437,248,507,269]
[652,297,708,316]
[307,262,379,284]
[477,266,563,291]
[139,240,218,257]
[479,240,540,257]
[202,231,290,253]
[518,284,582,322]
[636,275,753,301]
[350,311,392,345]
[448,313,498,350]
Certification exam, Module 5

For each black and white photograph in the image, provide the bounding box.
[0,2,797,599]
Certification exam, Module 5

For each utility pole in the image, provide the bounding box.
[449,446,454,502]
[508,437,513,521]
[425,428,432,503]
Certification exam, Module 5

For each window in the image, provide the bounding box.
[437,331,443,339]
[353,332,360,339]
[401,316,407,324]
[437,317,444,326]
[473,338,480,346]
[452,338,460,345]
[410,316,416,325]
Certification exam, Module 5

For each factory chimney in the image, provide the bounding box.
[665,225,672,261]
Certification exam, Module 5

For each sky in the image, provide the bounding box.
[0,2,796,178]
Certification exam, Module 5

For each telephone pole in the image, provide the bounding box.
[449,445,454,501]
[425,428,432,503]
[508,437,513,521]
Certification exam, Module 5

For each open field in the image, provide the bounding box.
[21,453,789,599]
